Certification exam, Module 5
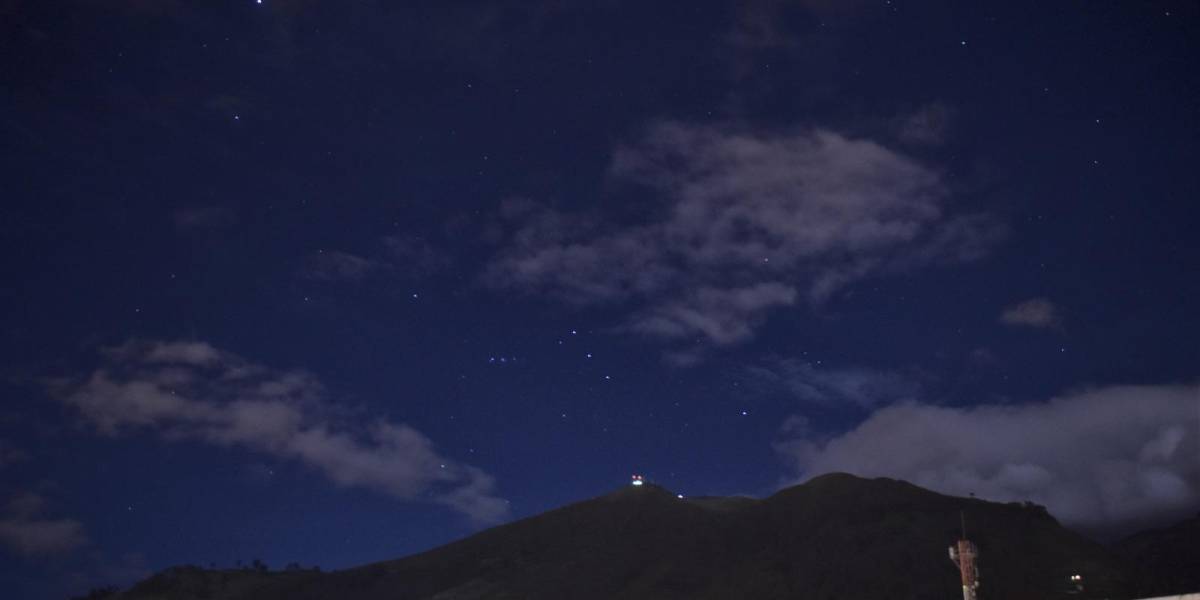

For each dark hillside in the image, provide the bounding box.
[1115,513,1200,598]
[116,474,1133,600]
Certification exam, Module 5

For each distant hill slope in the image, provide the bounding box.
[115,473,1134,600]
[1116,512,1200,598]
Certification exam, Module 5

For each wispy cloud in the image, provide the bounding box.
[172,205,238,231]
[301,250,382,282]
[777,383,1200,530]
[727,0,877,51]
[300,235,451,283]
[487,122,1002,352]
[747,358,921,409]
[1001,297,1062,329]
[54,340,508,524]
[0,439,29,468]
[0,492,88,557]
[896,102,955,146]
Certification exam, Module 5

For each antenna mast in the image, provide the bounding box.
[948,512,980,600]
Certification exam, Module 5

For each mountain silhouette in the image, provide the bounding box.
[112,473,1142,600]
[1116,511,1200,598]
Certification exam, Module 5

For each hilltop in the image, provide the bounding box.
[112,473,1135,600]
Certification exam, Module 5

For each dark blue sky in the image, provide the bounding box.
[2,1,1198,598]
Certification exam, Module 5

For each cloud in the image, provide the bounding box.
[0,439,29,467]
[487,122,1002,350]
[727,0,801,50]
[630,284,798,346]
[896,102,955,146]
[1001,297,1062,329]
[746,358,921,409]
[777,384,1200,529]
[0,518,87,557]
[0,492,88,557]
[55,340,508,524]
[301,236,450,283]
[728,0,876,49]
[380,234,453,278]
[302,250,381,282]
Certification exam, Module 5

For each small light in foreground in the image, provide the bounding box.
[631,474,644,486]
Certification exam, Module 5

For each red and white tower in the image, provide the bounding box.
[948,513,980,600]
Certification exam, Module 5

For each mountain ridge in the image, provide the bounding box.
[109,473,1174,600]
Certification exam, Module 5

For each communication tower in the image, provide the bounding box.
[948,512,980,600]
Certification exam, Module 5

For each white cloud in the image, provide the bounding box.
[630,283,798,345]
[487,122,1002,351]
[0,492,88,557]
[777,384,1200,529]
[747,358,920,408]
[57,340,508,524]
[1001,297,1062,329]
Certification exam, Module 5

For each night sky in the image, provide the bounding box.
[2,1,1199,598]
